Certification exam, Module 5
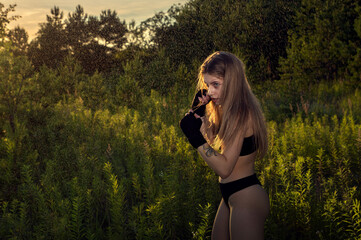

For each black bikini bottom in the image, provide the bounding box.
[219,174,261,207]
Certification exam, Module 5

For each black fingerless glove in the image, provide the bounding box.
[192,89,208,117]
[179,113,206,149]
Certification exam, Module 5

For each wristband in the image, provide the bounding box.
[179,113,206,148]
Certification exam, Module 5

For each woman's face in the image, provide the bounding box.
[203,74,223,105]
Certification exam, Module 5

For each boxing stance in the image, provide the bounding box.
[180,51,269,240]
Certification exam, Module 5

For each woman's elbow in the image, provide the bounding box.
[218,167,232,179]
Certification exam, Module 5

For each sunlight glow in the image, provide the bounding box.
[4,0,188,40]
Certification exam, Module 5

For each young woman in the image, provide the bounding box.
[180,51,269,239]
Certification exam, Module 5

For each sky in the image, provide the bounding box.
[4,0,188,40]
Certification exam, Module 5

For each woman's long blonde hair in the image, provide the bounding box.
[196,51,268,158]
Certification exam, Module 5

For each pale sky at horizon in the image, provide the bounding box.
[3,0,188,40]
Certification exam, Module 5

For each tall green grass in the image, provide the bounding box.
[0,80,360,239]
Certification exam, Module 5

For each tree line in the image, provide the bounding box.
[2,0,361,84]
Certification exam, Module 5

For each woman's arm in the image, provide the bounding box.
[200,117,215,144]
[196,130,245,179]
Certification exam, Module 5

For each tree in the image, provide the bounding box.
[98,9,127,50]
[81,9,127,73]
[348,4,361,82]
[136,0,300,82]
[139,1,217,66]
[138,4,181,48]
[78,71,108,111]
[64,6,128,73]
[279,0,361,90]
[0,2,20,40]
[64,5,97,73]
[7,26,29,55]
[237,0,301,81]
[28,6,68,69]
[0,43,33,133]
[65,5,90,58]
[27,4,129,74]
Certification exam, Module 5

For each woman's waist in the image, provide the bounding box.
[219,169,256,183]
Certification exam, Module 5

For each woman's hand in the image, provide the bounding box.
[179,90,211,149]
[179,110,207,149]
[192,90,210,117]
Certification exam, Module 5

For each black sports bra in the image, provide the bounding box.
[240,135,257,156]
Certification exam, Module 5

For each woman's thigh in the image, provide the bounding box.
[228,185,269,239]
[212,199,230,240]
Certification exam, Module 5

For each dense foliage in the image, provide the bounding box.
[1,0,361,239]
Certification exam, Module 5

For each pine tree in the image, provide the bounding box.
[28,6,68,69]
